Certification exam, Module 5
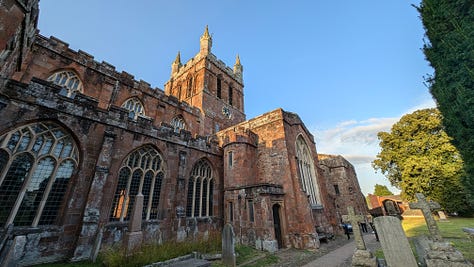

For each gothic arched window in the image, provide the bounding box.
[295,135,321,205]
[186,77,193,98]
[47,70,83,97]
[109,145,164,222]
[170,116,186,133]
[0,122,79,227]
[186,159,213,217]
[122,97,145,120]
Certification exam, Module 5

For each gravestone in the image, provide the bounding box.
[123,193,144,253]
[342,206,376,267]
[222,223,236,267]
[409,193,473,267]
[374,216,418,267]
[437,211,447,221]
[409,193,442,241]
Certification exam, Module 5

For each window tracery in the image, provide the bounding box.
[295,135,321,205]
[47,71,83,97]
[186,159,213,217]
[0,122,79,227]
[170,116,186,133]
[122,97,145,120]
[109,145,164,221]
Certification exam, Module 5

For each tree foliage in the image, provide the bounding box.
[373,184,393,196]
[417,0,474,210]
[372,109,469,213]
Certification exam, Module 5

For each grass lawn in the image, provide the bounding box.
[402,217,474,263]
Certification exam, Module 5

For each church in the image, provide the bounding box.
[0,1,368,265]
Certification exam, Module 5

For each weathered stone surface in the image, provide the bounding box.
[222,224,236,267]
[0,1,369,264]
[374,216,418,267]
[409,193,442,241]
[351,249,377,267]
[424,241,474,267]
[342,206,366,250]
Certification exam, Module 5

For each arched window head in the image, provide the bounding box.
[47,70,83,97]
[0,122,79,227]
[109,145,165,222]
[171,116,186,133]
[186,76,193,98]
[295,135,321,206]
[122,97,145,120]
[186,159,213,218]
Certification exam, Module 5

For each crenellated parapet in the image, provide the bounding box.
[1,78,221,155]
[217,126,258,148]
[35,35,164,94]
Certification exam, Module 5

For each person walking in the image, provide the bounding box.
[342,223,350,240]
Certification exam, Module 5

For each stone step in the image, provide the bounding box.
[165,258,210,267]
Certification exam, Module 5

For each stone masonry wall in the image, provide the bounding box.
[318,154,369,229]
[0,78,224,264]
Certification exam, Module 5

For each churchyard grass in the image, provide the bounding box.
[402,217,474,262]
[36,231,221,267]
[211,244,277,267]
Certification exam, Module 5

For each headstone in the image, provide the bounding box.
[342,206,366,250]
[374,216,418,267]
[409,193,442,242]
[222,223,236,267]
[409,194,472,267]
[342,207,376,267]
[437,211,447,221]
[123,193,144,253]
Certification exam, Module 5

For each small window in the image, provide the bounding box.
[47,70,83,97]
[228,151,233,168]
[334,184,340,195]
[122,97,145,120]
[171,116,186,133]
[229,202,234,222]
[228,85,233,105]
[348,186,354,193]
[217,77,222,99]
[186,77,193,97]
[248,200,254,222]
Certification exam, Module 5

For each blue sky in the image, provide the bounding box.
[38,1,435,195]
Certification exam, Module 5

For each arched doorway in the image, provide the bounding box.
[272,204,283,248]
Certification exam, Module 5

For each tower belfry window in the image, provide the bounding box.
[47,70,83,97]
[217,77,222,99]
[186,77,193,98]
[228,85,233,106]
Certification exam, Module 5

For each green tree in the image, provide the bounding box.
[373,184,393,196]
[417,0,474,210]
[372,108,469,213]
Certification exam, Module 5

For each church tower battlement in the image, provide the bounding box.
[165,26,245,136]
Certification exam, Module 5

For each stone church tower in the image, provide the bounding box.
[0,1,369,265]
[164,26,245,136]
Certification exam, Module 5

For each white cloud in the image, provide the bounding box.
[313,98,436,195]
